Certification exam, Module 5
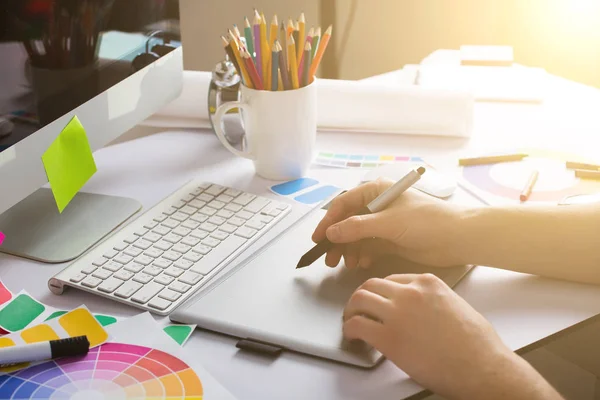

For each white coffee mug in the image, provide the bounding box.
[213,79,317,181]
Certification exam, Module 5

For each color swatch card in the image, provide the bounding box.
[0,290,52,333]
[45,310,122,328]
[163,324,196,346]
[41,116,97,213]
[456,148,600,205]
[0,232,4,246]
[270,178,342,205]
[315,151,424,168]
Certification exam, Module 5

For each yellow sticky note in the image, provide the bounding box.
[41,116,97,213]
[58,308,108,347]
[21,324,60,343]
[0,337,15,347]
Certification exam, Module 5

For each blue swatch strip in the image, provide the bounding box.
[271,178,319,196]
[294,185,341,205]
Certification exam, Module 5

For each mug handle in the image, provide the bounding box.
[213,101,254,160]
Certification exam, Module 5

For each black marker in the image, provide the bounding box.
[0,336,89,367]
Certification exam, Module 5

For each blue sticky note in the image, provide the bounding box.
[349,154,364,161]
[271,178,319,196]
[334,154,348,159]
[365,155,379,161]
[294,185,340,204]
[410,156,424,162]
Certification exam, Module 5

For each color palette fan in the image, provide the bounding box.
[315,152,424,168]
[0,342,203,399]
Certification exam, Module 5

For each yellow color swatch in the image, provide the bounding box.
[380,155,394,161]
[21,324,60,343]
[0,337,15,347]
[159,374,184,396]
[58,308,108,347]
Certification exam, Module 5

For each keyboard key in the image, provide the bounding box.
[143,232,162,243]
[153,214,168,223]
[224,188,242,197]
[124,263,144,273]
[104,261,123,272]
[172,200,186,209]
[143,221,158,230]
[114,270,134,281]
[153,226,171,236]
[233,192,256,206]
[132,273,153,284]
[208,216,226,225]
[267,208,282,217]
[199,222,217,232]
[183,252,203,262]
[169,281,191,293]
[134,255,154,266]
[224,203,243,212]
[115,281,143,298]
[201,237,221,248]
[164,266,184,278]
[114,254,133,265]
[235,226,258,239]
[92,257,108,267]
[81,265,97,274]
[164,233,183,244]
[235,210,254,220]
[162,219,180,229]
[216,194,234,203]
[258,215,274,224]
[159,288,181,302]
[245,197,271,213]
[143,266,163,276]
[175,259,194,270]
[131,282,163,304]
[245,220,266,230]
[210,230,229,241]
[98,278,124,293]
[124,247,143,258]
[192,244,212,255]
[197,193,214,202]
[114,242,128,251]
[173,227,192,237]
[276,203,290,210]
[92,269,112,279]
[207,200,225,210]
[191,235,247,275]
[134,228,149,237]
[163,206,178,216]
[69,273,86,283]
[179,271,203,285]
[180,205,197,215]
[149,297,172,311]
[154,240,173,251]
[198,182,212,189]
[190,229,209,240]
[181,220,200,230]
[190,213,208,223]
[152,259,172,269]
[163,251,182,261]
[81,276,102,288]
[144,248,163,258]
[205,184,226,196]
[190,188,203,196]
[103,249,119,259]
[133,239,153,250]
[199,206,217,216]
[155,275,175,286]
[181,194,195,202]
[228,217,245,226]
[189,200,206,209]
[172,244,191,254]
[220,223,237,234]
[171,212,189,222]
[181,237,201,247]
[216,209,235,219]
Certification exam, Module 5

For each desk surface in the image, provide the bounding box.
[3,71,600,400]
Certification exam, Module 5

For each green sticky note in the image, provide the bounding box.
[163,324,195,346]
[44,310,68,321]
[94,314,118,327]
[0,294,45,332]
[41,116,97,213]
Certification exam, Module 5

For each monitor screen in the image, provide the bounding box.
[0,0,181,153]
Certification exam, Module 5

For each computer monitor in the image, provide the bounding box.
[0,0,183,263]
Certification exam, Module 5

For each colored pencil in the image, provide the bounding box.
[253,11,263,82]
[244,17,255,59]
[278,68,284,91]
[286,18,295,38]
[221,36,242,79]
[519,170,539,202]
[233,25,242,42]
[271,43,280,91]
[287,34,299,89]
[280,22,288,72]
[297,13,306,61]
[227,34,252,88]
[298,27,314,81]
[575,169,600,180]
[566,161,600,171]
[311,27,321,60]
[277,40,291,90]
[242,49,263,90]
[292,21,300,50]
[269,15,279,49]
[301,42,313,87]
[458,153,528,166]
[260,12,270,89]
[308,25,332,81]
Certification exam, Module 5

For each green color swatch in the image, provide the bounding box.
[41,115,97,213]
[0,294,45,331]
[94,315,118,327]
[45,310,68,321]
[163,325,194,346]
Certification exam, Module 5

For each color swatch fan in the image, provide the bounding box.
[0,343,203,399]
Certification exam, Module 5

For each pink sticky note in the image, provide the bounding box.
[0,232,4,245]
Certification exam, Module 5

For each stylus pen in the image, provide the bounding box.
[296,167,426,269]
[0,336,89,367]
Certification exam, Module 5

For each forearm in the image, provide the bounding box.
[458,204,600,284]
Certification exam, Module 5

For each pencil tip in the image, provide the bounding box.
[417,166,426,175]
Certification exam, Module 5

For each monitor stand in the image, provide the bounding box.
[0,188,141,263]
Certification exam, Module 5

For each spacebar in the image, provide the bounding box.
[191,235,247,275]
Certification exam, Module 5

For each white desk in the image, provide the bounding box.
[3,71,600,400]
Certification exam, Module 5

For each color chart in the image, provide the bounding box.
[459,148,600,205]
[0,342,204,399]
[315,151,424,168]
[270,178,342,205]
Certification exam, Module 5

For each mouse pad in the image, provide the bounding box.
[171,207,473,368]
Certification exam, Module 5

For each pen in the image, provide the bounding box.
[0,336,89,367]
[566,161,600,171]
[519,170,539,202]
[297,167,426,269]
[458,153,527,166]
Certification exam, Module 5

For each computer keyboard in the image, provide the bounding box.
[49,180,291,315]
